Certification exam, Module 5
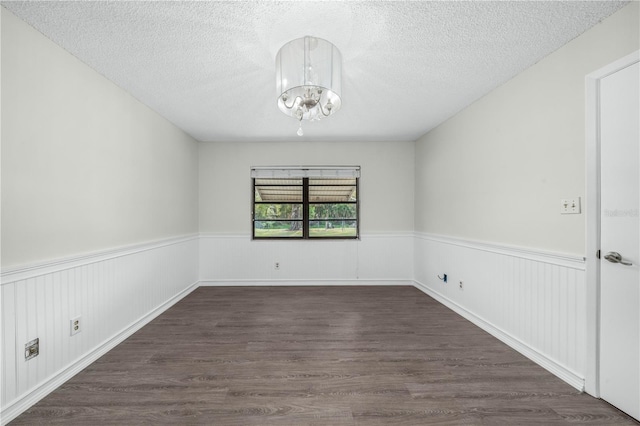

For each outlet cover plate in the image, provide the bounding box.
[70,316,81,336]
[25,338,39,360]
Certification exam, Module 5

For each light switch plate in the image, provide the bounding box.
[561,197,581,214]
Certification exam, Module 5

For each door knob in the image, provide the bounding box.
[604,251,633,266]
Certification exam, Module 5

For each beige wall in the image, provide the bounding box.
[3,2,637,266]
[414,2,639,256]
[199,141,414,234]
[1,8,200,268]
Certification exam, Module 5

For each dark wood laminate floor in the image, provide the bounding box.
[11,286,638,425]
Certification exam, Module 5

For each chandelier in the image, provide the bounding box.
[276,36,342,136]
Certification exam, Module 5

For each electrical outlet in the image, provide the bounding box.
[274,262,280,270]
[25,338,39,360]
[459,281,464,290]
[70,316,81,336]
[560,197,581,214]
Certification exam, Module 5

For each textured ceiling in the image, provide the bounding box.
[2,1,628,142]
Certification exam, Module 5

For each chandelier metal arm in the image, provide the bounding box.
[281,95,303,110]
[317,100,333,117]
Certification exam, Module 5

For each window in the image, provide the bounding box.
[252,167,360,239]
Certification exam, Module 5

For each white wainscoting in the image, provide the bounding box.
[2,231,591,423]
[199,233,414,286]
[414,232,587,390]
[0,235,199,425]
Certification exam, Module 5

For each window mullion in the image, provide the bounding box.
[303,178,309,238]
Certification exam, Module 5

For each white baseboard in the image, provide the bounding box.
[199,279,413,287]
[412,280,585,391]
[1,281,199,425]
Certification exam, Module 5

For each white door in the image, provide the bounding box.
[599,60,640,420]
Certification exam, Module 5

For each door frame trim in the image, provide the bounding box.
[585,50,639,397]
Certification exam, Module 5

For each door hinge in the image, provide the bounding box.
[597,249,601,259]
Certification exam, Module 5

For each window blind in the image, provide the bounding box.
[251,166,360,179]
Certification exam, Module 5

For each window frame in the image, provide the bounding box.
[252,176,359,240]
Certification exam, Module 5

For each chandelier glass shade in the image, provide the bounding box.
[276,36,342,130]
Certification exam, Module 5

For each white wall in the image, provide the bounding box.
[414,2,639,256]
[1,7,200,269]
[200,234,413,284]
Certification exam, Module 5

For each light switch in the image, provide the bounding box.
[560,197,581,214]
